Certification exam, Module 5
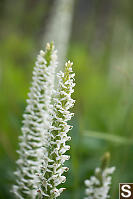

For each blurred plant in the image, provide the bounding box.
[12,43,58,198]
[84,152,115,199]
[108,18,133,135]
[109,18,133,88]
[44,0,75,72]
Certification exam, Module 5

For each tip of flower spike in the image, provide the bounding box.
[104,152,110,160]
[64,61,74,75]
[46,42,50,50]
[65,60,73,67]
[101,152,111,171]
[46,42,54,51]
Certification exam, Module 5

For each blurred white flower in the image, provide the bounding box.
[84,167,115,199]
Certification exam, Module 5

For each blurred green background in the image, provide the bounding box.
[1,0,133,198]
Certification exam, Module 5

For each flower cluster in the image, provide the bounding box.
[84,166,115,199]
[12,43,57,199]
[37,61,75,198]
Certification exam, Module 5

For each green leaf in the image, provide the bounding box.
[83,130,133,145]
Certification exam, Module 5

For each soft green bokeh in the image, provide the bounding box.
[1,0,133,198]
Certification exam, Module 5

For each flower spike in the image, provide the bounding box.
[38,61,75,198]
[12,43,57,199]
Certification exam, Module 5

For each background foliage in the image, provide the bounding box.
[1,0,133,198]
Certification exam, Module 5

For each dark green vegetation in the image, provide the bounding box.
[1,0,133,198]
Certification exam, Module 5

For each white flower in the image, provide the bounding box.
[84,167,115,199]
[12,43,57,199]
[38,61,75,198]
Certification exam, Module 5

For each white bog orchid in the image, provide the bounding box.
[12,43,57,199]
[84,153,115,199]
[37,61,75,198]
[12,42,75,199]
[84,167,115,199]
